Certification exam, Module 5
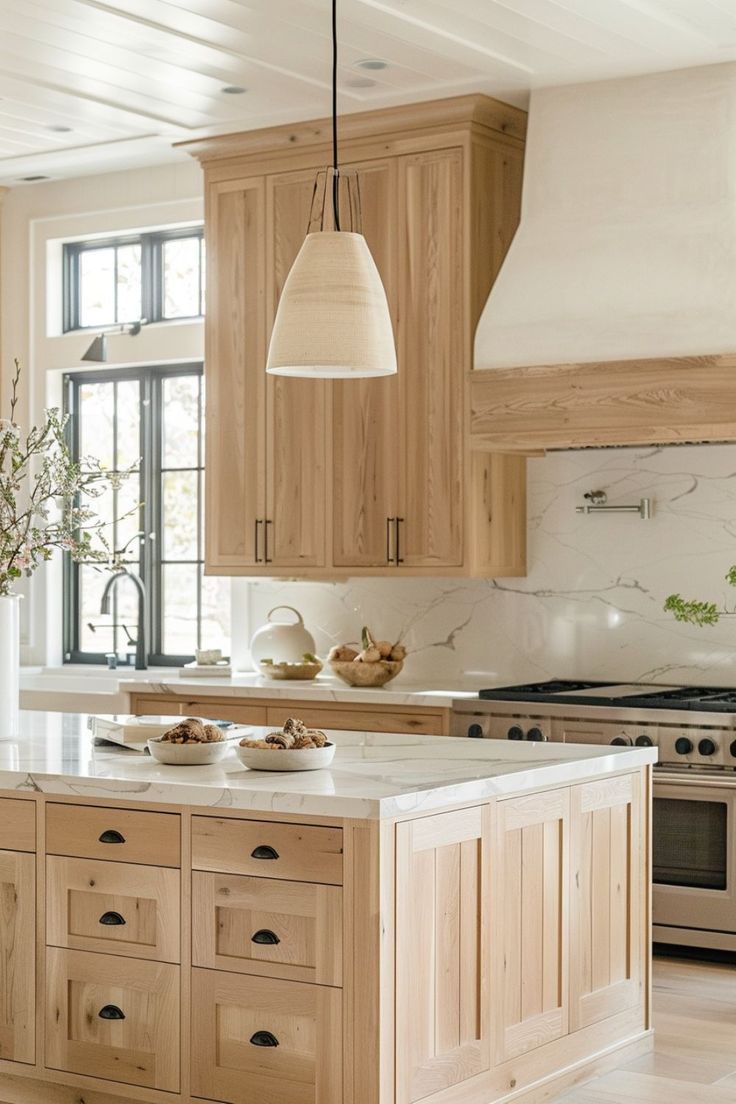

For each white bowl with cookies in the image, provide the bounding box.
[236,718,336,772]
[147,717,233,766]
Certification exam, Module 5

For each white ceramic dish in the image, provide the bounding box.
[235,742,336,772]
[147,737,232,766]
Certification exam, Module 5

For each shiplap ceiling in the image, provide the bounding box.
[3,0,736,184]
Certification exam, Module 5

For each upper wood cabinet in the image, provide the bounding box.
[190,94,528,578]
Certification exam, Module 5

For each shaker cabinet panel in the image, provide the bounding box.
[570,773,645,1030]
[492,788,570,1064]
[395,805,490,1103]
[397,148,465,568]
[266,171,327,569]
[0,850,34,1064]
[205,178,267,569]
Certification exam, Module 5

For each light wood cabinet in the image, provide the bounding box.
[0,850,35,1064]
[191,94,528,578]
[191,968,342,1104]
[395,805,490,1103]
[46,803,180,866]
[191,817,343,884]
[491,788,570,1064]
[570,774,645,1030]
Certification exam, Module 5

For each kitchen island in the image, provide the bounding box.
[0,712,656,1104]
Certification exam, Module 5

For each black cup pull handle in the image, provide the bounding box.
[99,911,126,927]
[250,1030,279,1048]
[98,1005,125,1021]
[251,929,280,946]
[98,829,126,844]
[250,844,279,861]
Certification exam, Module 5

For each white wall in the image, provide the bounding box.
[0,161,205,663]
[241,443,736,688]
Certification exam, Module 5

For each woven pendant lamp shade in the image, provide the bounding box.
[266,230,397,378]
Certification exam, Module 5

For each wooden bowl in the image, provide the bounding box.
[329,659,404,687]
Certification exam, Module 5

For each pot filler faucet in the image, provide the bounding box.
[100,568,148,671]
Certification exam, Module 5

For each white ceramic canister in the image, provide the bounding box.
[249,606,317,669]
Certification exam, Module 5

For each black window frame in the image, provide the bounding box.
[63,362,207,667]
[63,225,205,333]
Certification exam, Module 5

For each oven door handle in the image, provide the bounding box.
[655,771,736,789]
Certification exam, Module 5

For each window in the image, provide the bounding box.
[63,364,230,665]
[63,227,205,332]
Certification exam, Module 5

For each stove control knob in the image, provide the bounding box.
[467,724,484,739]
[526,727,545,742]
[610,737,629,746]
[507,725,524,741]
[698,738,717,757]
[730,740,736,759]
[635,735,653,747]
[675,737,693,755]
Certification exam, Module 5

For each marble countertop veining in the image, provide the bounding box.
[0,711,657,821]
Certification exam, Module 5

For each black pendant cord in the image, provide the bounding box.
[332,0,341,231]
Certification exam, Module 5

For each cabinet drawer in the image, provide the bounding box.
[46,948,179,1092]
[192,817,343,885]
[192,968,342,1104]
[131,695,268,725]
[265,705,445,735]
[47,857,180,963]
[192,872,342,985]
[0,798,35,852]
[46,804,180,867]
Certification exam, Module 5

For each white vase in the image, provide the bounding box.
[0,595,21,740]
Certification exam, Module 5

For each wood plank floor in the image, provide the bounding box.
[556,955,736,1103]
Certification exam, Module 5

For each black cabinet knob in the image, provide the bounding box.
[610,737,629,746]
[467,723,484,739]
[251,845,279,860]
[507,726,524,741]
[251,929,280,945]
[99,911,126,926]
[635,735,653,747]
[250,1031,279,1048]
[730,740,736,759]
[675,737,693,755]
[698,738,717,756]
[98,1005,125,1021]
[526,727,544,742]
[98,829,125,844]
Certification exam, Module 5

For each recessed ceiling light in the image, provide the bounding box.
[47,124,72,133]
[355,58,388,71]
[221,85,247,95]
[19,175,50,182]
[345,77,376,88]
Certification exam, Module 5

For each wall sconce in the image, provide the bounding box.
[81,319,146,363]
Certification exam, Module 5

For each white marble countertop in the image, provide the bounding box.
[0,711,657,820]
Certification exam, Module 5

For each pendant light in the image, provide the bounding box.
[266,0,397,378]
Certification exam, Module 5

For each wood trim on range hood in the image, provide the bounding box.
[470,354,736,452]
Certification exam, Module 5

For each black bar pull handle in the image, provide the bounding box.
[98,829,126,844]
[250,1030,279,1048]
[98,1005,125,1021]
[251,929,280,945]
[254,519,263,563]
[99,911,126,927]
[395,517,404,564]
[250,844,279,861]
[386,517,395,563]
[265,519,273,563]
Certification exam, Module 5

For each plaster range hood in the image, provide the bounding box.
[475,62,736,372]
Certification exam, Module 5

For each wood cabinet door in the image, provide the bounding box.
[397,148,464,567]
[332,160,400,568]
[266,170,327,569]
[46,947,180,1091]
[570,773,645,1030]
[191,968,342,1104]
[205,178,266,570]
[0,850,34,1064]
[492,788,569,1064]
[395,805,490,1104]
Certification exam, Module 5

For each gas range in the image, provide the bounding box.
[452,678,736,770]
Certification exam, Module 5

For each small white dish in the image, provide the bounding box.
[235,742,336,772]
[147,738,232,766]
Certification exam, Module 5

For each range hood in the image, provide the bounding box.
[475,62,736,371]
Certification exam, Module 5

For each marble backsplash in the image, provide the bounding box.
[234,444,736,688]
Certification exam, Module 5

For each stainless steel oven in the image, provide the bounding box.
[652,774,736,951]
